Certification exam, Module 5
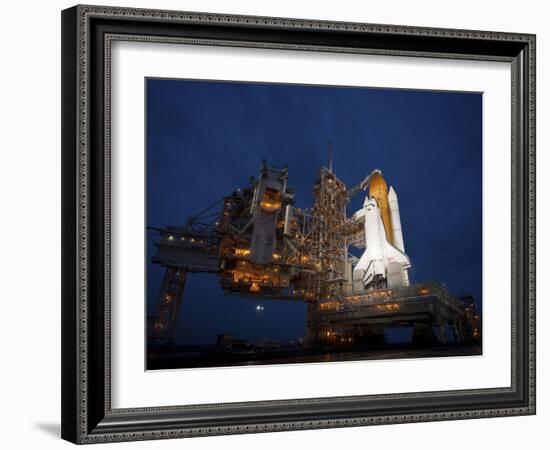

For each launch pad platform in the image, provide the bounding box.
[306,282,480,347]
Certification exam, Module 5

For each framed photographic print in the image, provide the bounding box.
[61,4,536,444]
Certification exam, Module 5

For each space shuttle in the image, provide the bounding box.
[353,171,411,290]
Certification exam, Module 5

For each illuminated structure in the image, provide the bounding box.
[148,158,480,347]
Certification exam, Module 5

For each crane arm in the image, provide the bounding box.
[346,169,382,198]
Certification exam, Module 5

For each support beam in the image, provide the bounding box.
[148,267,187,345]
[437,322,447,346]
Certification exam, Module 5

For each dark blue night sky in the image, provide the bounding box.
[146,78,482,346]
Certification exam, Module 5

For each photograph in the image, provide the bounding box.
[55,3,536,445]
[145,78,483,370]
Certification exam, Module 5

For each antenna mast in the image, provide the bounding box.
[328,140,333,173]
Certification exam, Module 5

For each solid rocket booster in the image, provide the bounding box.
[388,186,405,253]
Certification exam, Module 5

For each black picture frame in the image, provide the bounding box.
[61,4,536,444]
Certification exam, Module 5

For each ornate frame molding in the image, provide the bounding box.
[61,5,535,444]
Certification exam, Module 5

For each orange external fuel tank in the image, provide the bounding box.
[369,172,394,244]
